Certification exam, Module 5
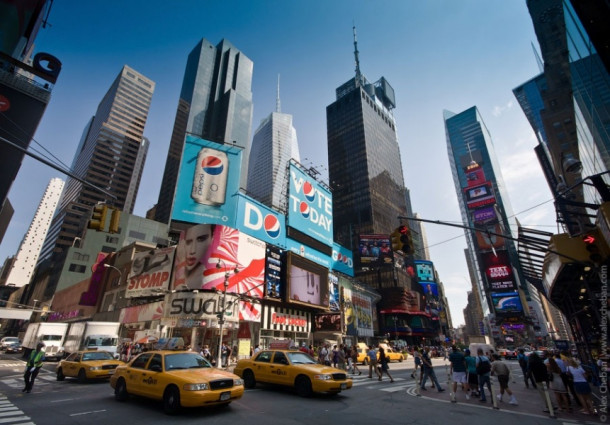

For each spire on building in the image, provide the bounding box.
[353,25,362,84]
[276,74,281,113]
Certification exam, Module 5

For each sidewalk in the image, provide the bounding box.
[414,359,604,421]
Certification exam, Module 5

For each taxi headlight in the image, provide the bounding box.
[89,366,102,371]
[183,383,210,391]
[313,374,332,381]
[234,378,244,386]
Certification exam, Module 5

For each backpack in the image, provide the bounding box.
[476,357,491,375]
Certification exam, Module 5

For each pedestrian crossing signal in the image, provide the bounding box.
[109,209,121,233]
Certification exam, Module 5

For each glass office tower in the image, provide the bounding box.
[155,38,253,224]
[444,107,534,344]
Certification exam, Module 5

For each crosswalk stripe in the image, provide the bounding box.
[0,417,30,424]
[0,410,24,417]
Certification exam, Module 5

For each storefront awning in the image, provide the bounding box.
[0,308,33,320]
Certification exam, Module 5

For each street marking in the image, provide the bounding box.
[69,410,106,417]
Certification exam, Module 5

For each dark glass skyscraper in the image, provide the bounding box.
[155,38,253,225]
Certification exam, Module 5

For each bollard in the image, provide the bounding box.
[489,375,499,410]
[415,368,421,397]
[542,382,555,418]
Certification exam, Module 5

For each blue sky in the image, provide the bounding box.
[1,1,557,326]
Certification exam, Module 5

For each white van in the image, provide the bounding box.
[468,343,496,358]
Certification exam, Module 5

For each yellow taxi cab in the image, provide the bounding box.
[109,350,244,415]
[56,350,124,382]
[358,343,405,364]
[233,340,352,397]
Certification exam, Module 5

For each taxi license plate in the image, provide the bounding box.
[220,391,231,401]
[340,383,347,390]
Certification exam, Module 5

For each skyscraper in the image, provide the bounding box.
[327,28,407,253]
[4,177,63,287]
[35,65,154,296]
[444,106,537,346]
[247,76,299,211]
[155,38,253,225]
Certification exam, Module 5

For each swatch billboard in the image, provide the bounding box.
[172,136,242,226]
[287,162,333,247]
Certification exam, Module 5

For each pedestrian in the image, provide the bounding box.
[319,344,330,365]
[411,347,422,379]
[367,345,381,379]
[420,347,445,392]
[528,351,553,413]
[221,343,230,367]
[546,354,570,412]
[566,357,596,415]
[517,348,537,389]
[475,348,492,403]
[23,342,45,393]
[491,354,518,405]
[332,345,339,368]
[350,345,362,375]
[448,345,469,402]
[560,351,582,408]
[464,349,479,398]
[253,344,261,355]
[337,344,346,370]
[378,346,394,382]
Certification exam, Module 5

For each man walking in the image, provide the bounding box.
[420,347,445,392]
[491,354,518,405]
[23,343,45,393]
[367,345,381,379]
[448,345,468,402]
[476,348,493,403]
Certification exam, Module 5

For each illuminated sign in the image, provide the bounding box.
[287,163,333,247]
[331,243,354,277]
[472,206,497,223]
[415,260,435,282]
[359,234,393,264]
[236,193,286,246]
[464,182,495,209]
[491,291,523,314]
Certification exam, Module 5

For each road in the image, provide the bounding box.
[0,352,600,425]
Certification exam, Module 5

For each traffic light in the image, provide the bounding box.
[390,228,402,252]
[582,229,608,264]
[398,225,414,255]
[109,208,121,233]
[88,204,108,231]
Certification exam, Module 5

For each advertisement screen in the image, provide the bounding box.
[331,243,354,277]
[415,260,435,282]
[420,281,439,299]
[472,206,497,223]
[126,247,176,298]
[480,250,515,283]
[171,136,242,226]
[287,252,329,309]
[314,314,341,332]
[264,246,282,300]
[464,182,495,209]
[491,291,523,314]
[287,163,333,247]
[236,193,286,247]
[475,223,505,250]
[171,224,265,301]
[358,234,393,265]
[329,273,339,312]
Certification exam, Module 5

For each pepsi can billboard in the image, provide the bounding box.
[287,163,333,247]
[172,136,242,226]
[236,193,286,247]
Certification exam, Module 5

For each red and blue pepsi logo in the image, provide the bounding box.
[200,156,224,175]
[299,201,310,218]
[263,214,281,239]
[303,181,316,202]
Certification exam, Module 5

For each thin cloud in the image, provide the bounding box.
[492,100,514,117]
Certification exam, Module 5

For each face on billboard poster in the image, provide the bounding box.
[287,163,333,247]
[287,253,329,309]
[172,224,265,303]
[171,136,242,226]
[420,282,439,299]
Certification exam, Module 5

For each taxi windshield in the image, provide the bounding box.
[82,351,114,361]
[165,353,212,371]
[286,351,317,365]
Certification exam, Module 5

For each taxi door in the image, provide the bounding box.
[138,353,164,399]
[62,353,81,378]
[250,351,275,383]
[269,351,291,386]
[125,353,153,396]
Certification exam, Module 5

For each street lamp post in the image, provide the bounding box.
[393,316,398,343]
[103,264,122,285]
[215,260,238,368]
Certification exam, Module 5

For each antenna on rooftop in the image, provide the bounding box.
[276,74,281,113]
[353,24,362,83]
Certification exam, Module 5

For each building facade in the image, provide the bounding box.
[154,38,253,225]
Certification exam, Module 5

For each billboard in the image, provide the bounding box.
[264,245,282,300]
[358,234,393,265]
[236,193,286,247]
[164,291,240,324]
[414,260,435,282]
[287,252,329,309]
[331,243,354,277]
[314,313,341,332]
[472,206,497,224]
[420,281,439,299]
[491,291,523,314]
[480,250,515,286]
[172,136,242,226]
[464,182,495,209]
[329,273,339,311]
[343,289,373,337]
[475,223,505,250]
[171,224,265,301]
[79,253,108,306]
[285,238,331,269]
[126,247,175,298]
[287,163,333,247]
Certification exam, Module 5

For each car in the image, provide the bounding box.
[233,344,353,397]
[109,350,244,415]
[4,341,22,354]
[0,337,20,350]
[497,348,517,360]
[360,345,405,365]
[57,350,124,382]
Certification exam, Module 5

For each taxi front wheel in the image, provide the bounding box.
[295,376,312,397]
[115,378,129,401]
[243,370,256,389]
[163,386,181,415]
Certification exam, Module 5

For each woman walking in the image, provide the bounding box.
[567,357,597,415]
[378,346,394,382]
[350,345,362,375]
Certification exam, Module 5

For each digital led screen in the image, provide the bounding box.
[491,291,523,314]
[464,182,495,209]
[415,260,435,282]
[265,246,282,299]
[358,234,393,264]
[287,252,329,309]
